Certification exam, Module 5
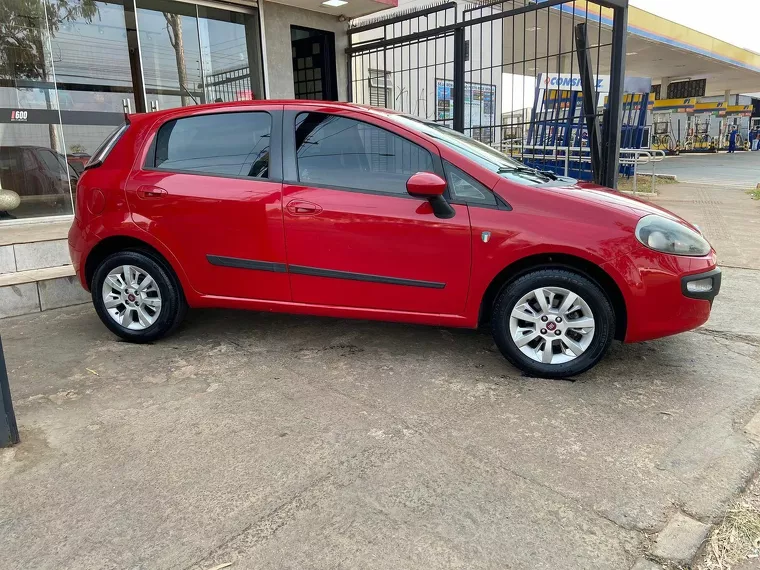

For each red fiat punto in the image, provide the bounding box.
[68,101,720,378]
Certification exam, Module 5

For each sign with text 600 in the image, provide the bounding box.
[10,110,28,122]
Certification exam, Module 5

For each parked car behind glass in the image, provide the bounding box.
[0,145,77,214]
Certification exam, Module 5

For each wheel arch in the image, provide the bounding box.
[85,235,186,298]
[478,253,627,340]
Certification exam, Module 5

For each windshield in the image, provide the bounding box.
[387,114,559,185]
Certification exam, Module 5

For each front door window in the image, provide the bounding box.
[294,112,434,193]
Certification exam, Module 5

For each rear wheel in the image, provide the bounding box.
[92,250,186,343]
[491,269,615,379]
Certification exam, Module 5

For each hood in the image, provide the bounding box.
[552,181,697,228]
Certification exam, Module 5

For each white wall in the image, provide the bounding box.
[261,0,349,100]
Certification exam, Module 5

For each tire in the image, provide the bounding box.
[92,250,187,343]
[491,268,615,379]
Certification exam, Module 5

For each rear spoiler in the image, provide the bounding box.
[84,123,129,171]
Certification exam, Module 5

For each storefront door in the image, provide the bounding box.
[0,0,264,221]
[137,0,264,112]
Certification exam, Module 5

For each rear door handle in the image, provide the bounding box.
[137,185,167,199]
[286,199,322,216]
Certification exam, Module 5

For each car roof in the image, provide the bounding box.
[127,99,403,122]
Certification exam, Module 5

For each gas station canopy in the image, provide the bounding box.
[623,6,760,95]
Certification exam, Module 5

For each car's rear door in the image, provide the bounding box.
[126,105,290,301]
[281,107,471,315]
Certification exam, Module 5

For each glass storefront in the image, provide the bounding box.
[0,0,264,221]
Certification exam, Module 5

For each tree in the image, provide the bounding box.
[0,0,98,150]
[163,12,191,107]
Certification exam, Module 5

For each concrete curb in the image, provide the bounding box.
[650,512,711,565]
[632,406,760,570]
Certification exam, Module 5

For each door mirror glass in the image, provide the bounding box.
[407,172,446,198]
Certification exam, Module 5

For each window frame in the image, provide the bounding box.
[142,109,282,183]
[282,108,447,200]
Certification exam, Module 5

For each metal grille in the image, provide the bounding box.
[347,0,632,187]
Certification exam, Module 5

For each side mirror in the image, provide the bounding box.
[406,171,446,197]
[406,171,455,219]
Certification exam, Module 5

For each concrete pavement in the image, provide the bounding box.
[639,150,760,189]
[1,183,759,569]
[651,181,760,270]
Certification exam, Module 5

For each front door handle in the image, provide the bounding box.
[137,185,167,199]
[286,199,322,216]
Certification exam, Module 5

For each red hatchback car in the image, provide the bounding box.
[69,101,720,378]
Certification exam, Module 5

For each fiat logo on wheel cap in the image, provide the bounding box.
[546,322,557,331]
[127,294,136,302]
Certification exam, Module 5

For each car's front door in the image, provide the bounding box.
[126,106,290,301]
[281,109,471,315]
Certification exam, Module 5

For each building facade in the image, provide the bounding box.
[0,0,393,223]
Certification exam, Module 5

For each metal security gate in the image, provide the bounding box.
[347,0,631,188]
[348,3,459,124]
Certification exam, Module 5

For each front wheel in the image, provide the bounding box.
[92,250,187,343]
[491,269,615,379]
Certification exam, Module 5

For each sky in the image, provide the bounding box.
[630,0,760,54]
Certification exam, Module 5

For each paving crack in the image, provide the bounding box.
[719,263,760,272]
[225,335,647,544]
[180,439,407,570]
[695,328,760,349]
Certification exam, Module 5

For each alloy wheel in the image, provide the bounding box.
[101,264,162,330]
[508,286,596,365]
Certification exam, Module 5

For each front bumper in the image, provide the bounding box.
[604,246,720,344]
[681,268,721,302]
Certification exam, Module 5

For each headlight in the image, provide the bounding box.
[635,214,711,256]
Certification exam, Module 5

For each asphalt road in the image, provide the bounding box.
[1,184,759,570]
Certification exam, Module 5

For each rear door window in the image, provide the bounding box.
[154,112,271,178]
